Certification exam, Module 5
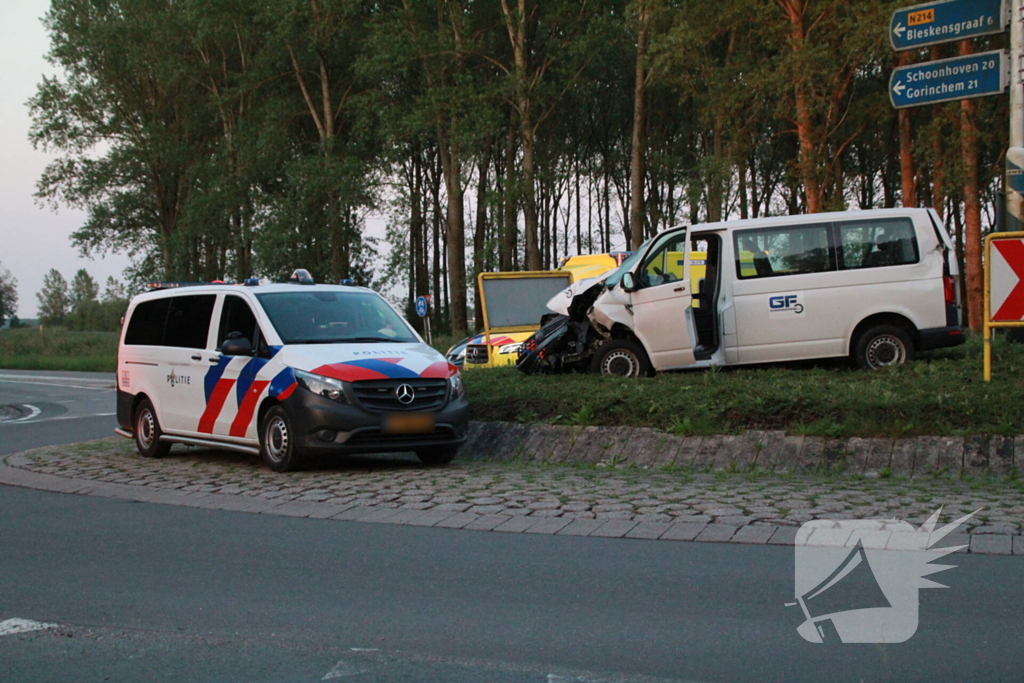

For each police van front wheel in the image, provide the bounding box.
[416,445,459,466]
[134,398,171,458]
[592,339,653,378]
[853,325,915,370]
[260,406,305,472]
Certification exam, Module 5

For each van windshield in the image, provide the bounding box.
[255,291,419,344]
[604,239,652,288]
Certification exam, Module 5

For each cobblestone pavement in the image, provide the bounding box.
[4,436,1024,555]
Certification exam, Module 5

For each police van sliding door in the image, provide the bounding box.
[629,228,696,370]
[158,294,217,434]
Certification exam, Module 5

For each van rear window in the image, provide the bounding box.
[124,299,170,346]
[734,224,835,279]
[124,295,215,348]
[836,218,919,269]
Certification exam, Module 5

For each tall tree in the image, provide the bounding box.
[0,263,18,327]
[37,269,70,327]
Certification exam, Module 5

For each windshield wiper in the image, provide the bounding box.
[337,336,406,343]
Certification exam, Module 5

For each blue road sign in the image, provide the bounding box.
[891,0,1007,51]
[415,296,429,318]
[889,49,1007,109]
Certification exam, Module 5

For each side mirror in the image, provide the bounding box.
[621,272,637,293]
[222,337,253,356]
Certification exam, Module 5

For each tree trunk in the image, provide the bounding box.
[501,117,517,271]
[438,136,467,336]
[898,52,917,207]
[474,154,490,329]
[959,43,983,331]
[778,0,822,213]
[628,0,649,251]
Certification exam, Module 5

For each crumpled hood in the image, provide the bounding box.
[546,275,608,316]
[276,342,457,381]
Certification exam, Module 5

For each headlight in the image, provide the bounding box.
[294,369,349,404]
[498,343,522,355]
[449,371,465,397]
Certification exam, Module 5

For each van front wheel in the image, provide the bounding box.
[260,405,304,472]
[592,339,652,377]
[853,325,915,370]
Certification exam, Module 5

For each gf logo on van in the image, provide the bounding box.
[166,370,191,387]
[769,294,804,315]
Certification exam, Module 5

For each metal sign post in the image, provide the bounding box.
[415,295,432,346]
[984,232,1024,380]
[1008,0,1024,229]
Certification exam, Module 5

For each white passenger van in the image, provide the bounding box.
[115,271,468,471]
[587,208,964,375]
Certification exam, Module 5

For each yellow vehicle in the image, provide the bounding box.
[463,250,727,368]
[465,254,628,368]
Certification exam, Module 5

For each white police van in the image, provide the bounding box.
[586,208,965,375]
[115,271,468,471]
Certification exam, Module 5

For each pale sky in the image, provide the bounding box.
[1,0,133,318]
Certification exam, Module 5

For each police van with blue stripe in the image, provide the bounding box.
[115,271,468,471]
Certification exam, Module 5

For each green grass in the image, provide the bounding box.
[0,328,118,372]
[462,334,1024,438]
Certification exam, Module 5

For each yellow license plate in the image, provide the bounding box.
[382,412,435,434]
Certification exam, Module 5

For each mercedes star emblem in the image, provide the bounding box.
[395,384,416,405]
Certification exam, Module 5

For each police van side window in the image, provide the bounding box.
[734,224,835,279]
[124,299,170,346]
[217,296,262,350]
[837,218,919,270]
[164,295,216,349]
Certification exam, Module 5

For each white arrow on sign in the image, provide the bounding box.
[892,81,906,96]
[893,22,906,38]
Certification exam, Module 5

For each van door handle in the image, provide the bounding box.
[191,354,202,361]
[674,286,688,293]
[208,357,221,363]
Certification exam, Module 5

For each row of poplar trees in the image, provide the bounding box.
[31,0,1006,335]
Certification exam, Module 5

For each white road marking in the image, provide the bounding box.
[0,378,114,391]
[5,405,41,423]
[0,412,116,427]
[323,659,365,679]
[0,618,58,636]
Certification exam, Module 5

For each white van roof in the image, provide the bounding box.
[684,207,935,235]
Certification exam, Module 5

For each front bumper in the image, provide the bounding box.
[285,388,470,454]
[918,325,967,352]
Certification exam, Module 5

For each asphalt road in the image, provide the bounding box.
[1,371,1022,682]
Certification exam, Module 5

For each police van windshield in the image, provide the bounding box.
[256,291,419,344]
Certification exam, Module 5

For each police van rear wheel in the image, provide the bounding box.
[592,339,652,378]
[134,398,171,458]
[854,325,915,370]
[260,405,304,472]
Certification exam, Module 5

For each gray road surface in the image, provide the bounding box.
[1,370,1021,682]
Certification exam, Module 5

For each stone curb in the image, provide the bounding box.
[461,422,1023,480]
[2,452,1019,556]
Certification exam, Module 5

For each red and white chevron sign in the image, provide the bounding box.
[990,237,1024,322]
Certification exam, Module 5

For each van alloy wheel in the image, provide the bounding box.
[259,405,304,472]
[866,335,906,368]
[853,324,915,370]
[264,415,289,463]
[602,349,641,377]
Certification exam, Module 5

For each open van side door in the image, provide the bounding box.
[627,227,696,370]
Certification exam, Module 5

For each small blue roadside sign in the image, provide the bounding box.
[891,0,1007,51]
[889,49,1007,109]
[415,295,429,318]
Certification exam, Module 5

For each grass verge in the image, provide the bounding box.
[462,334,1024,438]
[0,328,118,372]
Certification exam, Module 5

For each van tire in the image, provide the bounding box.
[592,339,653,378]
[134,398,171,458]
[853,325,915,370]
[260,405,304,472]
[416,445,459,466]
